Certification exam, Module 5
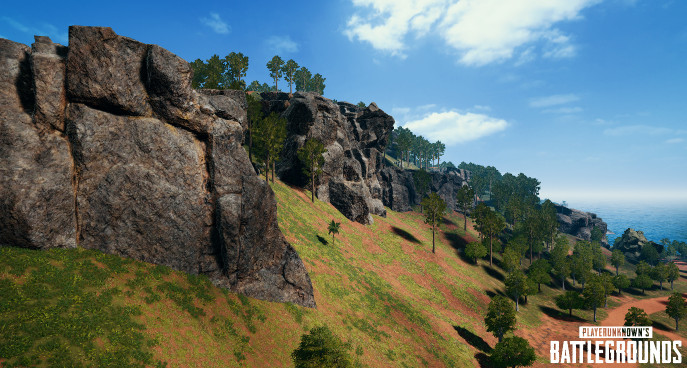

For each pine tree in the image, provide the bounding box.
[297,139,327,202]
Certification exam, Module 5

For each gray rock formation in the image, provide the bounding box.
[0,27,315,308]
[554,204,608,246]
[378,166,470,212]
[262,93,394,224]
[613,228,660,263]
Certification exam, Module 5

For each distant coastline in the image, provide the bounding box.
[565,199,687,245]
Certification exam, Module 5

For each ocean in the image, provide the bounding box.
[566,199,687,245]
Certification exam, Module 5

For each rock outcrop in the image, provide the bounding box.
[613,228,660,263]
[378,166,470,212]
[0,27,315,308]
[554,204,608,246]
[262,93,394,224]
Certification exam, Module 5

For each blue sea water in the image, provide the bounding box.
[566,200,687,245]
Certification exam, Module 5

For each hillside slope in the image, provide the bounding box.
[0,178,506,367]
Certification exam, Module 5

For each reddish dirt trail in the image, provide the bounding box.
[601,294,687,344]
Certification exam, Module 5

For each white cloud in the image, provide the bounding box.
[265,35,299,54]
[345,0,599,65]
[529,94,579,108]
[2,17,68,43]
[666,138,684,144]
[200,13,230,34]
[402,111,508,145]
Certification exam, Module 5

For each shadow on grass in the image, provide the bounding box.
[653,320,674,332]
[539,306,586,322]
[316,235,329,245]
[482,265,505,282]
[454,326,492,353]
[441,217,457,227]
[474,352,494,368]
[485,289,506,298]
[391,226,421,244]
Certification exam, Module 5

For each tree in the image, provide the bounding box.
[484,295,516,343]
[456,185,475,231]
[295,67,312,92]
[636,261,652,276]
[651,263,669,290]
[641,244,660,265]
[298,139,327,202]
[224,52,249,89]
[246,93,264,162]
[328,220,341,245]
[667,262,680,290]
[465,241,487,264]
[502,248,522,273]
[610,249,625,276]
[571,241,593,288]
[555,291,583,317]
[266,55,285,91]
[474,203,506,266]
[540,200,559,248]
[592,243,606,275]
[613,274,631,295]
[311,73,326,95]
[490,336,536,368]
[505,270,529,312]
[190,54,226,89]
[633,274,653,295]
[292,326,353,368]
[551,237,571,290]
[599,273,615,307]
[666,292,687,331]
[254,112,287,183]
[624,307,651,327]
[422,193,447,254]
[527,259,551,292]
[590,226,604,246]
[582,277,606,322]
[412,169,431,210]
[282,59,299,94]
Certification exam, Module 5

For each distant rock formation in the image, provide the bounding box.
[554,204,608,246]
[378,166,470,212]
[613,228,661,263]
[261,93,394,224]
[0,27,315,308]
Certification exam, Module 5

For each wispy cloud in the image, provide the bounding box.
[265,35,299,54]
[1,16,68,43]
[402,110,508,145]
[529,94,579,108]
[542,106,583,114]
[344,0,599,65]
[200,13,230,34]
[666,138,684,144]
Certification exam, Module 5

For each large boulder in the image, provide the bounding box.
[0,27,315,308]
[613,228,660,263]
[263,93,394,224]
[554,204,608,246]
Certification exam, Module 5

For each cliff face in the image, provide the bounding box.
[0,27,315,308]
[554,204,608,246]
[613,228,660,263]
[261,93,394,224]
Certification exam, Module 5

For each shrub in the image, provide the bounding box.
[292,326,353,368]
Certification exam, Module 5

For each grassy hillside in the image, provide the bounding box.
[3,178,682,367]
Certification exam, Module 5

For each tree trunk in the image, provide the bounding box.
[489,236,493,266]
[515,296,519,312]
[561,275,565,291]
[271,160,275,183]
[569,308,572,317]
[593,306,597,322]
[463,212,467,232]
[671,280,674,290]
[660,281,663,290]
[432,225,435,254]
[616,266,619,276]
[530,243,533,266]
[676,318,679,331]
[538,282,541,292]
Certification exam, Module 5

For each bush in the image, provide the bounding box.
[292,326,353,368]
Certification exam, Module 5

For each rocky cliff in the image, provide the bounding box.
[613,228,661,263]
[261,93,394,224]
[554,204,608,246]
[0,27,315,308]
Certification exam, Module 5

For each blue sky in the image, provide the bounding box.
[3,0,686,203]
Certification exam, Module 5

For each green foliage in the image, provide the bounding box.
[456,185,475,231]
[190,52,249,89]
[328,219,341,244]
[225,52,249,89]
[490,336,536,368]
[591,242,606,274]
[473,203,506,266]
[298,138,327,202]
[550,236,571,289]
[505,270,529,312]
[666,292,687,331]
[254,112,287,182]
[282,59,300,93]
[465,241,487,264]
[633,273,653,294]
[502,247,521,273]
[484,296,516,343]
[527,259,551,292]
[582,277,606,322]
[624,307,651,327]
[291,326,353,368]
[310,73,326,95]
[412,169,431,203]
[590,226,604,245]
[421,192,447,253]
[295,67,313,92]
[571,241,593,288]
[667,262,680,290]
[555,291,583,317]
[356,101,366,108]
[610,249,625,275]
[636,261,652,276]
[613,274,631,294]
[247,80,271,92]
[266,55,285,91]
[641,244,660,265]
[651,263,669,290]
